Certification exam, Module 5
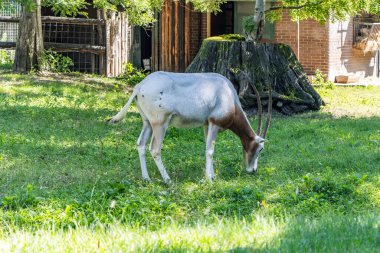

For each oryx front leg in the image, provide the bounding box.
[205,123,220,181]
[150,122,171,184]
[137,120,152,182]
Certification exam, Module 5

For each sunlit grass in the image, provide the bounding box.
[0,71,379,252]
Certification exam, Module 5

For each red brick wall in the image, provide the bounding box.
[274,10,329,75]
[189,11,208,63]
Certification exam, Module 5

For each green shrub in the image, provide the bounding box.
[313,69,335,89]
[0,49,14,68]
[119,62,146,86]
[40,49,74,73]
[242,16,255,38]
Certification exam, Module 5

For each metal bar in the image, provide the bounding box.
[0,42,16,48]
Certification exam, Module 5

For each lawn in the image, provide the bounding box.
[0,70,379,252]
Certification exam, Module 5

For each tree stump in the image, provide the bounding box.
[186,38,324,115]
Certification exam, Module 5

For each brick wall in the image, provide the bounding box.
[189,11,208,63]
[274,10,329,75]
[328,19,377,81]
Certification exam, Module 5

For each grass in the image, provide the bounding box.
[0,68,380,252]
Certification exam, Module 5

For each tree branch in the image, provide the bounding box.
[265,1,323,13]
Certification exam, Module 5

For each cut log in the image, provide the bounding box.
[186,38,324,115]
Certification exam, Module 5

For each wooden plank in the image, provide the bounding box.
[117,13,122,76]
[169,0,173,71]
[178,1,186,72]
[0,42,16,48]
[44,42,106,53]
[105,12,112,76]
[97,10,105,75]
[41,16,104,25]
[162,2,167,71]
[91,25,95,73]
[174,0,178,72]
[0,16,19,22]
[121,13,125,70]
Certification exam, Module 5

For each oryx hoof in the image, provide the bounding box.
[143,177,152,183]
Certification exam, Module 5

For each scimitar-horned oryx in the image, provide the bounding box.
[109,71,272,183]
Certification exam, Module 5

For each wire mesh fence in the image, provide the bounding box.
[0,0,21,42]
[43,23,104,45]
[60,52,100,74]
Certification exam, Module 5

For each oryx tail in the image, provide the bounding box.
[109,86,139,123]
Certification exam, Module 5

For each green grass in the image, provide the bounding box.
[0,69,380,252]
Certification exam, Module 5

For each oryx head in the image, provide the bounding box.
[244,136,266,173]
[243,76,273,173]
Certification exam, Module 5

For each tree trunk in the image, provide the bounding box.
[249,0,265,41]
[13,0,43,73]
[186,40,324,115]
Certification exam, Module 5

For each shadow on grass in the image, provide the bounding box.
[0,72,128,92]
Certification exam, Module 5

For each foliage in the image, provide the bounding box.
[12,0,227,25]
[242,15,256,38]
[0,49,14,67]
[312,69,335,89]
[119,62,146,86]
[42,0,89,17]
[266,0,380,23]
[0,72,379,251]
[39,49,74,73]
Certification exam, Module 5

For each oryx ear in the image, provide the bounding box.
[255,136,266,143]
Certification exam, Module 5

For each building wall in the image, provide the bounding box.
[274,10,329,75]
[328,19,378,81]
[189,12,208,62]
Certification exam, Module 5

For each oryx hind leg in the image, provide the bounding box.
[149,118,171,184]
[136,120,152,182]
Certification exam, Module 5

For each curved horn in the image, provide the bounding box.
[262,79,273,139]
[239,71,263,135]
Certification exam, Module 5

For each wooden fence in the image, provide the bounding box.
[0,11,132,76]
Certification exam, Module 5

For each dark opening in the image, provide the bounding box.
[211,2,234,36]
[140,27,152,71]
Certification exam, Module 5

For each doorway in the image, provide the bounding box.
[210,2,234,36]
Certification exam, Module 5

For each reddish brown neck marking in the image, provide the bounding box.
[228,107,256,152]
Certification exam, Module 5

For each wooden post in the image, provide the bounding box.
[105,11,111,76]
[91,24,95,73]
[97,10,105,75]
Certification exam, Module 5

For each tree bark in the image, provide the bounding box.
[13,0,43,73]
[250,0,265,41]
[186,40,324,115]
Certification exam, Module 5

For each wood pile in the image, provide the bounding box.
[354,23,380,54]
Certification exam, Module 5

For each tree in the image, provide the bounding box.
[10,0,225,73]
[245,0,380,41]
[187,0,380,114]
[10,0,380,72]
[13,0,43,73]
